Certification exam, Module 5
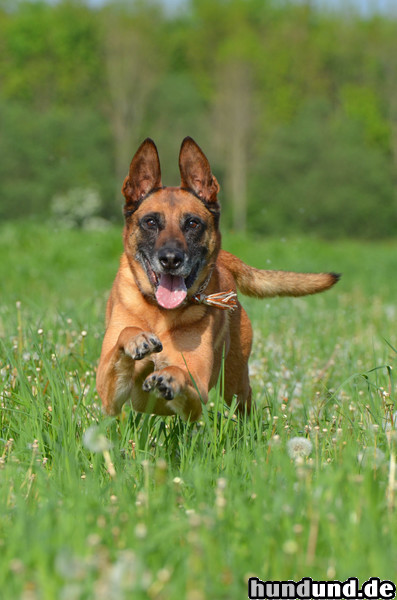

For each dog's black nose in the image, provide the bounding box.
[158,248,184,270]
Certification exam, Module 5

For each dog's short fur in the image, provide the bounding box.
[96,137,339,421]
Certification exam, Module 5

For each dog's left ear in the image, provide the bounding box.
[179,137,220,204]
[122,138,162,210]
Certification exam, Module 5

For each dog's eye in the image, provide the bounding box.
[143,217,157,230]
[186,219,200,230]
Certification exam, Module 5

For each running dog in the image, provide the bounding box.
[96,137,339,421]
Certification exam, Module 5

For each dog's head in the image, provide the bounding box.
[122,137,221,309]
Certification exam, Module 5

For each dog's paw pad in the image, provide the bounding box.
[148,336,163,353]
[125,333,163,361]
[142,372,176,400]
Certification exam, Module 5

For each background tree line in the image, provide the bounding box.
[0,0,396,238]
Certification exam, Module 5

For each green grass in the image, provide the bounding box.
[1,222,396,599]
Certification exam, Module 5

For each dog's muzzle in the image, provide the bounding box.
[158,247,184,272]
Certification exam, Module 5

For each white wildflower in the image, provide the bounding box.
[357,447,386,469]
[83,426,112,453]
[287,437,313,459]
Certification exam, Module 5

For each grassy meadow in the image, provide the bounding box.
[0,222,396,599]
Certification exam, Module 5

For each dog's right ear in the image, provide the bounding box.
[122,138,162,210]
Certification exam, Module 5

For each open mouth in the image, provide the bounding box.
[155,273,187,309]
[143,258,200,310]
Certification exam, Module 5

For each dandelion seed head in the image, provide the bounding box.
[55,550,87,579]
[135,523,147,539]
[216,477,227,490]
[293,523,303,534]
[83,426,112,453]
[87,533,101,547]
[327,563,336,578]
[215,495,226,509]
[283,540,298,554]
[268,434,281,447]
[157,568,172,584]
[9,559,25,574]
[357,446,386,469]
[287,437,313,459]
[155,458,167,471]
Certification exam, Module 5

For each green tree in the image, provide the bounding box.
[100,1,168,201]
[0,0,396,237]
[249,100,396,238]
[0,1,113,219]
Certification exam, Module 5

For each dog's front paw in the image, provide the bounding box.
[142,371,180,401]
[124,332,163,361]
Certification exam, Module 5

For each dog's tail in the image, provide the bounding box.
[220,250,340,298]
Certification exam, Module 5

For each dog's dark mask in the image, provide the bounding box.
[137,204,210,309]
[122,138,221,309]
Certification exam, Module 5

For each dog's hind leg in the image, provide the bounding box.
[223,306,253,415]
[224,361,252,416]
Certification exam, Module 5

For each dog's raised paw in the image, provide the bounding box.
[125,332,163,361]
[142,371,178,400]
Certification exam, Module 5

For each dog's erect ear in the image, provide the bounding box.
[179,137,220,204]
[122,138,162,208]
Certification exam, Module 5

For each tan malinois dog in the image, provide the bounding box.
[96,137,339,421]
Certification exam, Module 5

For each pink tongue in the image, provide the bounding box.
[155,274,187,309]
